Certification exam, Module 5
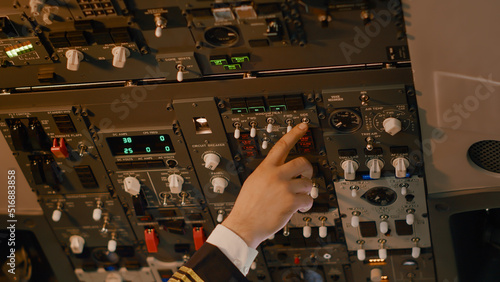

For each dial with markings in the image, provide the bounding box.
[329,109,363,132]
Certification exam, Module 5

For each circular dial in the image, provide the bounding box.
[329,109,363,132]
[204,26,239,47]
[361,186,397,206]
[373,109,411,132]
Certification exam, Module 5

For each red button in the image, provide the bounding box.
[193,227,206,251]
[294,256,300,265]
[51,138,69,158]
[144,228,159,253]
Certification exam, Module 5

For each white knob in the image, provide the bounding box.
[357,248,366,261]
[234,128,240,139]
[392,157,409,178]
[380,221,388,234]
[406,213,415,225]
[303,225,311,238]
[203,153,220,170]
[383,117,402,136]
[92,208,102,221]
[42,10,53,25]
[378,248,387,260]
[106,272,123,282]
[268,234,275,240]
[351,188,357,198]
[412,246,421,258]
[212,177,228,194]
[108,239,117,252]
[250,126,257,138]
[266,123,273,133]
[177,68,184,82]
[52,209,62,222]
[370,268,382,282]
[351,215,360,228]
[65,50,83,71]
[262,139,269,150]
[217,212,224,223]
[251,261,257,270]
[287,124,293,133]
[310,185,319,199]
[30,0,44,16]
[319,226,327,238]
[69,235,85,254]
[123,176,141,196]
[155,26,162,38]
[367,159,383,179]
[111,46,130,68]
[168,174,184,194]
[341,160,359,181]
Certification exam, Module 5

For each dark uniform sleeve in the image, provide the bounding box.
[169,243,249,282]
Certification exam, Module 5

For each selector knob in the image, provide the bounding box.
[310,184,319,199]
[383,117,402,136]
[168,174,184,194]
[212,177,228,194]
[367,159,384,179]
[341,160,359,181]
[123,176,141,196]
[204,153,220,170]
[69,235,85,254]
[65,50,84,71]
[393,157,409,178]
[111,46,130,68]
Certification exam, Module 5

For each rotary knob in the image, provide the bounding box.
[393,157,409,178]
[341,160,359,181]
[212,177,228,194]
[69,235,85,254]
[65,50,84,71]
[168,174,184,194]
[111,46,130,68]
[123,176,141,196]
[383,117,402,136]
[203,153,220,170]
[367,159,383,179]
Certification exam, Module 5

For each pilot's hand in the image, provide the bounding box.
[222,123,313,248]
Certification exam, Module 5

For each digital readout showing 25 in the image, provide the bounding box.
[106,134,175,156]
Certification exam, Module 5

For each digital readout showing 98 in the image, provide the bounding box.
[106,135,175,156]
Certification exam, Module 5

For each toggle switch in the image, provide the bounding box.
[203,153,220,170]
[319,216,327,238]
[51,138,69,158]
[69,235,85,254]
[108,233,117,252]
[378,239,387,260]
[111,46,130,68]
[154,14,167,38]
[283,224,290,236]
[234,122,241,139]
[399,182,409,196]
[250,121,257,138]
[379,215,389,234]
[52,202,63,222]
[30,0,44,16]
[350,185,359,197]
[212,177,228,194]
[176,64,185,82]
[123,176,141,196]
[341,160,359,181]
[411,237,421,258]
[261,137,270,150]
[351,211,361,228]
[406,209,415,225]
[65,49,83,71]
[266,118,275,133]
[93,200,103,221]
[367,159,383,179]
[303,217,312,238]
[168,174,184,194]
[393,157,409,178]
[286,119,293,133]
[101,216,109,233]
[310,183,319,199]
[383,117,402,136]
[365,136,374,151]
[217,210,225,223]
[357,240,366,261]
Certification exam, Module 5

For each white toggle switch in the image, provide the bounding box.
[378,248,387,260]
[383,117,402,136]
[341,160,359,181]
[52,209,62,222]
[393,157,409,178]
[123,176,141,196]
[204,153,220,170]
[212,177,228,194]
[65,50,84,71]
[380,221,388,234]
[217,210,224,223]
[367,159,383,179]
[351,188,358,198]
[370,268,382,282]
[155,26,162,38]
[287,124,292,133]
[251,261,257,270]
[111,46,130,68]
[303,225,311,238]
[319,226,327,238]
[234,127,240,139]
[69,235,85,254]
[108,239,117,252]
[266,122,273,133]
[406,213,415,225]
[168,174,184,194]
[351,214,360,228]
[357,248,366,261]
[176,65,185,82]
[262,139,269,150]
[401,186,407,195]
[412,246,421,258]
[92,208,102,221]
[250,125,257,138]
[154,15,166,38]
[42,10,53,25]
[310,185,319,199]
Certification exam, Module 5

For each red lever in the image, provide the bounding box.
[193,227,206,251]
[144,228,159,253]
[51,138,69,158]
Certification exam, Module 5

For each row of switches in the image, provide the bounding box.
[65,46,130,71]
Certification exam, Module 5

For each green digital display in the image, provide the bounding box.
[210,59,227,65]
[106,134,175,156]
[223,64,241,70]
[231,56,249,63]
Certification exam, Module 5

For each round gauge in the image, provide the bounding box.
[204,26,239,47]
[372,110,411,132]
[361,186,397,206]
[329,109,363,132]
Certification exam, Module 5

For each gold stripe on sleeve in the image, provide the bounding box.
[179,266,204,282]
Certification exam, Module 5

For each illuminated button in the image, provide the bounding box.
[69,235,85,254]
[123,176,141,196]
[203,153,220,170]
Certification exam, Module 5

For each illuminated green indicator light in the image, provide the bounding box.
[231,56,249,63]
[249,106,265,113]
[270,105,287,111]
[231,108,248,114]
[5,42,35,58]
[223,64,241,70]
[210,59,227,65]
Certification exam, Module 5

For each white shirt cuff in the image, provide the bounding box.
[206,224,259,276]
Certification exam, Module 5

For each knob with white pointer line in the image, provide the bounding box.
[406,208,415,225]
[212,177,228,194]
[249,122,257,138]
[303,217,312,238]
[341,160,359,181]
[123,176,141,196]
[168,174,184,194]
[367,159,383,179]
[111,46,130,68]
[393,157,409,178]
[93,200,103,221]
[383,117,402,136]
[266,118,274,133]
[203,153,220,170]
[69,235,85,254]
[65,50,83,71]
[52,202,63,222]
[351,211,361,228]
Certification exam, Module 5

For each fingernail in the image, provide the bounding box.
[298,123,308,130]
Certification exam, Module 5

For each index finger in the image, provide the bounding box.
[263,122,309,165]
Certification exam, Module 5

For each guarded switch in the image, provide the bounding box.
[203,153,220,170]
[51,138,69,158]
[212,177,228,194]
[65,49,83,71]
[123,176,141,196]
[69,235,85,254]
[111,46,130,68]
[144,228,159,253]
[168,174,184,194]
[383,117,402,136]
